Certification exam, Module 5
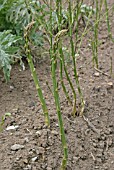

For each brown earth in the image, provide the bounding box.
[0,1,114,170]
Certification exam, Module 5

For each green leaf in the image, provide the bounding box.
[5,47,19,54]
[0,30,21,82]
[5,112,11,117]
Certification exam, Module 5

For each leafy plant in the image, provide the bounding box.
[0,0,15,31]
[6,0,38,33]
[80,4,96,16]
[6,0,47,34]
[0,30,21,82]
[0,112,11,131]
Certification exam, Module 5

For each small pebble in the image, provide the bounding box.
[55,123,59,127]
[73,156,79,162]
[51,130,58,135]
[31,156,38,162]
[105,129,111,135]
[93,143,97,147]
[6,125,19,131]
[11,144,24,151]
[23,159,28,164]
[10,85,14,90]
[23,165,32,170]
[16,157,20,161]
[47,167,52,170]
[95,166,99,169]
[107,82,113,89]
[94,72,100,77]
[107,138,113,146]
[36,130,42,136]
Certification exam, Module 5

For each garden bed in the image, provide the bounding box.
[0,0,114,170]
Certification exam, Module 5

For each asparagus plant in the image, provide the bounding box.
[56,0,73,106]
[24,21,50,127]
[68,0,85,115]
[49,1,68,169]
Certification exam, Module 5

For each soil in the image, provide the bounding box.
[0,1,114,170]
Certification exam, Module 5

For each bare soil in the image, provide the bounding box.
[0,1,114,170]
